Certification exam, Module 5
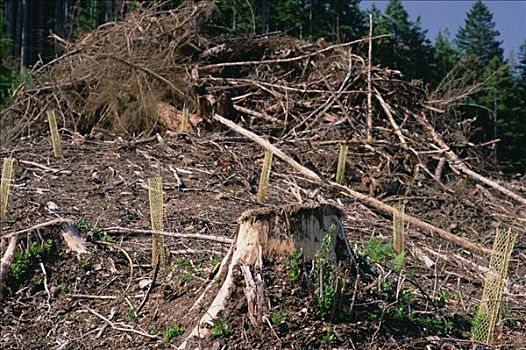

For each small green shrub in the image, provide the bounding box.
[128,308,138,323]
[79,258,91,270]
[74,218,105,242]
[288,249,302,283]
[210,252,222,266]
[364,238,405,271]
[211,320,229,337]
[314,225,338,320]
[322,325,335,344]
[177,273,193,283]
[11,240,53,279]
[270,310,287,324]
[163,324,184,342]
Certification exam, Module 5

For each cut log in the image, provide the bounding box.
[179,204,353,349]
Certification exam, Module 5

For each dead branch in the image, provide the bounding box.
[0,236,17,299]
[103,226,234,244]
[199,35,388,70]
[414,112,526,208]
[366,14,373,143]
[212,114,492,254]
[1,217,73,240]
[375,90,407,148]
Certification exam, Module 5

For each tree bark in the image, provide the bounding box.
[105,0,113,22]
[5,0,15,55]
[21,0,28,67]
[179,204,350,349]
[14,0,22,58]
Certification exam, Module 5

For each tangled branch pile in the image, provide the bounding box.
[1,1,524,229]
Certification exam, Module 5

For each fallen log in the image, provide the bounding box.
[211,113,492,254]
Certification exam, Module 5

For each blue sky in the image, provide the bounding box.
[361,1,526,60]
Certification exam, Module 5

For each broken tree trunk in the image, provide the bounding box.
[179,203,353,349]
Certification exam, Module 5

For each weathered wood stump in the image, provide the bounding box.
[180,203,355,348]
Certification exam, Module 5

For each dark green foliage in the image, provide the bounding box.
[0,1,19,107]
[432,29,459,82]
[163,324,184,342]
[269,0,305,37]
[11,240,53,279]
[313,226,338,320]
[288,248,302,283]
[456,0,503,64]
[372,0,433,81]
[364,238,405,272]
[452,1,523,164]
[211,320,229,337]
[216,0,258,35]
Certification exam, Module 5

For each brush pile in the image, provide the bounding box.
[0,1,525,349]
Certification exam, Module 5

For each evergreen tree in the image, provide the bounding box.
[373,0,433,81]
[455,1,523,164]
[516,40,526,86]
[432,29,459,82]
[326,0,365,42]
[269,0,305,37]
[217,0,258,35]
[0,0,18,107]
[456,0,503,65]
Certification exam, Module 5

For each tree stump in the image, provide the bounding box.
[180,203,355,348]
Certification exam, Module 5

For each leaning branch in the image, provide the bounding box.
[212,114,492,255]
[414,112,526,208]
[103,226,234,244]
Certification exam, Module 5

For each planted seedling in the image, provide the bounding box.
[163,324,184,342]
[270,310,287,324]
[211,320,229,337]
[288,249,302,283]
[128,308,138,323]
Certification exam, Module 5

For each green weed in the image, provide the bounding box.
[11,240,53,279]
[210,253,222,266]
[288,249,302,283]
[177,273,193,283]
[364,238,405,272]
[270,310,287,324]
[322,325,335,344]
[74,218,109,242]
[128,308,138,323]
[211,320,229,337]
[79,258,91,270]
[163,324,184,342]
[313,225,338,320]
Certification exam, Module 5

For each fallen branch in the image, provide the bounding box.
[1,217,73,240]
[212,114,492,254]
[414,112,526,208]
[199,35,389,70]
[0,236,17,299]
[375,90,407,148]
[103,226,233,244]
[212,114,322,183]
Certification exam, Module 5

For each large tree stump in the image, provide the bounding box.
[180,203,354,349]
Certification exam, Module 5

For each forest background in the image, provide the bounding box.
[0,0,525,169]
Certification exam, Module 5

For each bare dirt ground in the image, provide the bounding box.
[0,130,525,349]
[0,2,525,349]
